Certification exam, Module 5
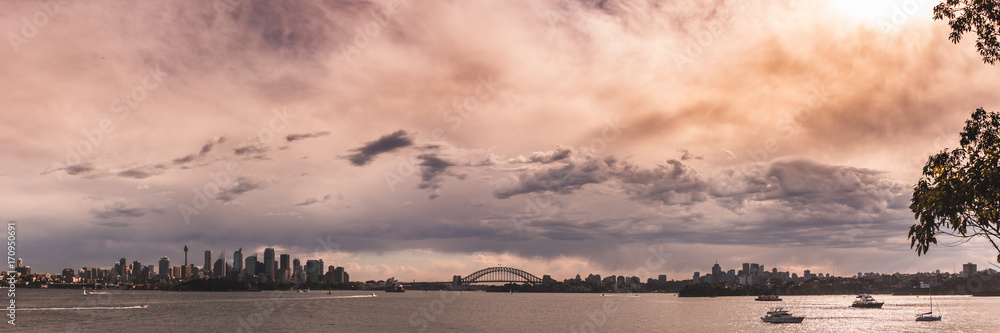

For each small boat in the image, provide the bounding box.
[851,294,884,308]
[916,286,941,321]
[139,305,148,309]
[327,291,332,295]
[761,308,805,323]
[755,295,782,301]
[371,292,376,297]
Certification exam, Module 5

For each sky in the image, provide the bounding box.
[2,0,999,282]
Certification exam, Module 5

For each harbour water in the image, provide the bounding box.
[9,289,1000,332]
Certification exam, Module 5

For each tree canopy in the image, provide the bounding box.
[934,0,1000,64]
[910,108,1000,263]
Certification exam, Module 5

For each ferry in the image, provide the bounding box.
[761,308,805,323]
[851,294,884,308]
[755,294,782,301]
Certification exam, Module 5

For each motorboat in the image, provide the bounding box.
[851,294,884,308]
[755,294,782,301]
[761,308,805,323]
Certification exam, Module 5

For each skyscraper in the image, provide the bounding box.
[214,257,227,278]
[245,255,258,277]
[234,248,244,277]
[280,254,290,272]
[712,262,722,283]
[184,245,189,266]
[334,266,345,284]
[159,257,170,278]
[264,248,275,280]
[306,260,320,283]
[204,250,212,273]
[119,257,127,279]
[964,262,977,277]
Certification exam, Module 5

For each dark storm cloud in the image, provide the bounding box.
[91,202,147,220]
[345,130,413,166]
[507,146,573,164]
[286,131,330,142]
[173,137,225,164]
[763,158,906,212]
[116,164,169,179]
[234,143,271,159]
[493,154,617,199]
[416,152,456,199]
[216,177,268,202]
[295,198,319,206]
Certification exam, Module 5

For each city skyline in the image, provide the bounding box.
[6,0,1000,282]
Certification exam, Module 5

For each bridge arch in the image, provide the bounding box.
[460,266,543,284]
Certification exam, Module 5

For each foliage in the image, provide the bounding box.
[933,0,1000,64]
[910,108,1000,263]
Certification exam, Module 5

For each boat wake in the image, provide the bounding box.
[20,305,148,311]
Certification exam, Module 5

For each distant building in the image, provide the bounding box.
[964,262,977,277]
[335,266,345,284]
[264,248,275,281]
[234,248,243,278]
[658,275,667,283]
[712,262,722,283]
[280,254,290,272]
[693,272,700,281]
[306,260,320,283]
[159,257,170,278]
[204,250,212,275]
[245,255,258,277]
[214,257,227,278]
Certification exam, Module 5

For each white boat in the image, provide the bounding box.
[851,294,884,308]
[916,286,941,321]
[761,308,805,323]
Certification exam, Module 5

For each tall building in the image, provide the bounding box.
[964,262,977,277]
[712,262,723,283]
[293,258,302,283]
[159,257,170,278]
[264,248,275,280]
[658,274,667,283]
[131,261,142,281]
[204,250,212,274]
[334,266,345,284]
[280,254,290,272]
[245,255,258,277]
[214,257,227,278]
[119,257,127,280]
[306,260,320,283]
[742,263,750,276]
[234,248,244,277]
[184,245,189,266]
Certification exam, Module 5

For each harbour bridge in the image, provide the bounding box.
[458,266,543,284]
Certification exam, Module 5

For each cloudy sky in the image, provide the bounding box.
[3,0,999,282]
